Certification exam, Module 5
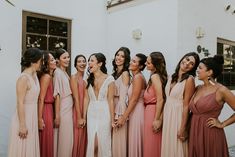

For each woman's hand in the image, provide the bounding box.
[152,119,162,133]
[38,118,45,130]
[207,118,224,128]
[177,128,188,142]
[77,118,86,128]
[19,125,28,139]
[54,116,60,128]
[115,116,126,128]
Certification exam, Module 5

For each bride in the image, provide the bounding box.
[84,53,115,157]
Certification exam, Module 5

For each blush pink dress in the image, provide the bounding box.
[128,74,145,157]
[39,79,54,157]
[53,68,73,157]
[72,77,87,157]
[8,73,40,157]
[143,85,162,157]
[112,75,129,157]
[188,86,229,157]
[161,77,188,157]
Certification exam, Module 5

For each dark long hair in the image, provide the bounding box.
[112,47,131,79]
[21,48,43,70]
[171,52,200,84]
[200,54,224,79]
[148,52,168,103]
[37,51,51,78]
[136,53,147,71]
[86,53,107,88]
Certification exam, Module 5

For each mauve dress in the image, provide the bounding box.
[53,68,73,157]
[112,75,128,157]
[128,73,145,157]
[143,85,162,157]
[72,77,87,157]
[8,73,40,157]
[188,87,229,157]
[39,79,54,157]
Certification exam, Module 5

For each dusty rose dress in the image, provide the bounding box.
[188,87,229,157]
[53,68,73,157]
[72,77,87,157]
[39,79,54,157]
[143,85,162,157]
[112,75,129,157]
[8,73,40,157]
[128,74,145,157]
[161,77,188,157]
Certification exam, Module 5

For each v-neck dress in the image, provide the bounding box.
[188,88,229,157]
[161,77,188,157]
[86,75,114,157]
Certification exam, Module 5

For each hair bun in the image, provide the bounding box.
[213,55,224,65]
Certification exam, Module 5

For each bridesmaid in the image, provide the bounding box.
[8,48,42,157]
[189,55,235,157]
[38,51,57,157]
[53,48,73,157]
[143,52,167,157]
[116,53,147,157]
[71,54,87,157]
[112,47,130,157]
[161,52,200,157]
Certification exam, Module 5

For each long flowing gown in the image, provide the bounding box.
[8,73,40,157]
[86,76,114,157]
[72,77,87,157]
[188,87,229,157]
[53,68,73,157]
[161,77,188,157]
[143,85,162,157]
[112,75,128,157]
[128,74,145,157]
[39,79,54,157]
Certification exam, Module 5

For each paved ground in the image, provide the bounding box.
[229,146,235,157]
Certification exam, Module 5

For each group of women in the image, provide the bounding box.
[8,47,235,157]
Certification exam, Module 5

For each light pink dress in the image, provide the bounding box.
[143,85,162,157]
[128,74,145,157]
[39,79,54,157]
[72,77,87,157]
[161,77,188,157]
[112,75,129,157]
[53,68,73,157]
[8,73,40,157]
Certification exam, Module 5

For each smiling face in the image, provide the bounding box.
[88,55,100,73]
[48,53,57,71]
[179,55,196,73]
[197,62,211,81]
[129,55,141,72]
[76,56,87,72]
[115,50,125,66]
[58,52,70,68]
[145,56,155,72]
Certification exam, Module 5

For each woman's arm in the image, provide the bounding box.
[151,74,164,133]
[70,75,84,127]
[16,75,29,139]
[178,76,195,141]
[108,81,115,127]
[83,83,89,126]
[207,86,235,128]
[117,74,145,126]
[38,74,51,130]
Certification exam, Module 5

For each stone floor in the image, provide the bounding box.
[229,146,235,157]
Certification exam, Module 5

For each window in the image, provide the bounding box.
[22,11,72,74]
[217,38,235,90]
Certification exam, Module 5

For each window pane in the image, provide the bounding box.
[26,34,47,50]
[27,16,47,34]
[49,37,67,51]
[49,20,68,37]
